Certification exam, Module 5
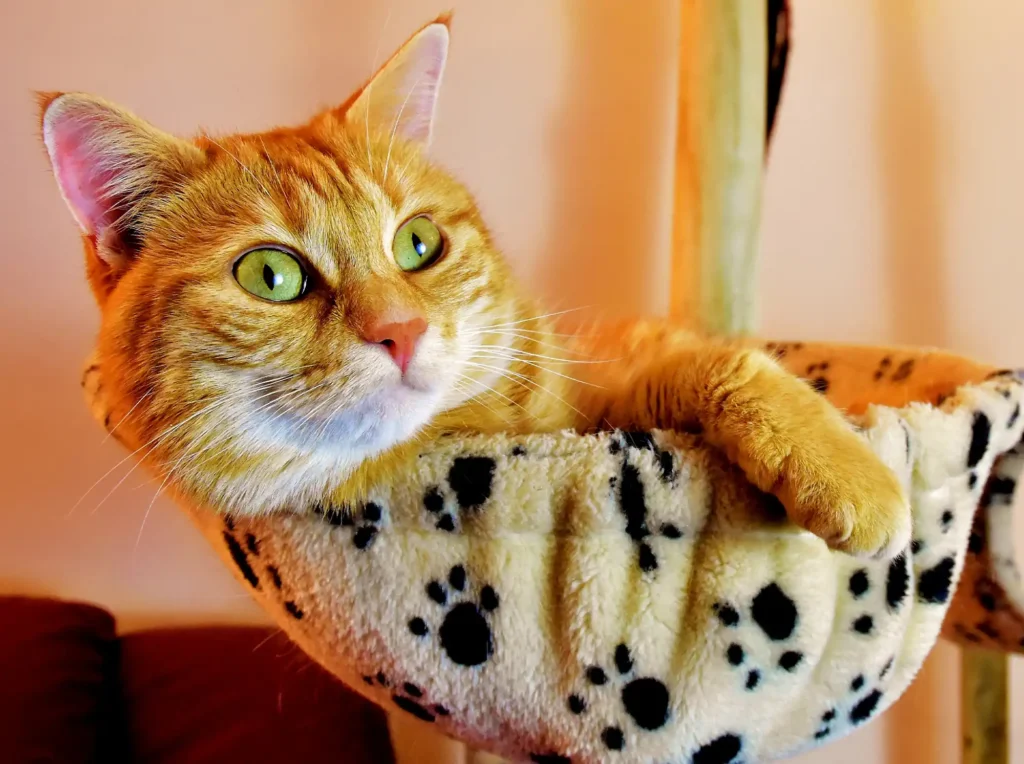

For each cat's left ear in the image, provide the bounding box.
[343,15,451,148]
[38,92,203,270]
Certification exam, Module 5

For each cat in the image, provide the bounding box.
[38,15,908,559]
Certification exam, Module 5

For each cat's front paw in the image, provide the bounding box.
[775,430,910,559]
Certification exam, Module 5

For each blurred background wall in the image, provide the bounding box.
[1,0,1021,761]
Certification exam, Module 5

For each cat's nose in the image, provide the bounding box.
[361,315,428,374]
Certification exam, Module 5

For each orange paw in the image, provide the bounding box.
[775,428,910,559]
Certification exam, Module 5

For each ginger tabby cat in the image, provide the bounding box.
[39,17,908,558]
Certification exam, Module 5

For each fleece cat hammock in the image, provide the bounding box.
[84,345,1024,764]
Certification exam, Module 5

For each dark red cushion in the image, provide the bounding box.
[0,596,122,763]
[119,626,394,764]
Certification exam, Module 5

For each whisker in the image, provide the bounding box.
[471,366,588,424]
[170,379,336,485]
[462,360,590,422]
[383,74,426,184]
[365,8,394,175]
[87,405,226,518]
[137,400,266,549]
[313,398,348,443]
[251,628,285,654]
[71,394,244,518]
[471,330,590,356]
[170,363,322,407]
[451,374,519,423]
[206,137,274,199]
[133,468,175,562]
[271,379,338,443]
[292,391,336,437]
[82,372,305,517]
[257,135,285,195]
[101,389,153,445]
[468,345,619,366]
[474,306,590,331]
[471,352,604,389]
[476,328,589,339]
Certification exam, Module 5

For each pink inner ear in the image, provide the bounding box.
[351,22,449,147]
[393,25,448,143]
[44,107,121,237]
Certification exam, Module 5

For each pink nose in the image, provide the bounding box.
[362,316,428,374]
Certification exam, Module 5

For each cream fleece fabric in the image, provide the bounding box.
[178,374,1024,764]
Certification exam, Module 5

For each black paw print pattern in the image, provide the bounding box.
[844,554,911,637]
[221,518,304,620]
[974,574,1003,615]
[804,361,831,395]
[689,732,744,764]
[952,623,984,644]
[421,456,497,532]
[917,556,956,604]
[812,661,890,742]
[609,432,685,573]
[408,565,500,667]
[762,341,804,360]
[609,431,678,483]
[567,643,671,752]
[313,500,384,550]
[714,581,803,692]
[906,409,999,610]
[362,672,450,724]
[872,355,915,383]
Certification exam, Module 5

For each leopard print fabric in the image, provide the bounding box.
[83,352,1024,764]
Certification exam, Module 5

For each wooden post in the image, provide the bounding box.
[671,0,767,333]
[961,647,1009,764]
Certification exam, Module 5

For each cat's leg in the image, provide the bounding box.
[586,338,910,559]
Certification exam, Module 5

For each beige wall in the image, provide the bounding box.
[1,0,1021,761]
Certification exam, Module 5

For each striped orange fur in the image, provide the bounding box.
[40,17,909,558]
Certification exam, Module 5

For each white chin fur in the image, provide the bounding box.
[305,384,441,451]
[185,380,444,517]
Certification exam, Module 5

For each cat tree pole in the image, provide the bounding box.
[671,0,765,337]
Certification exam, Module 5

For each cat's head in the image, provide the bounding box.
[40,17,537,514]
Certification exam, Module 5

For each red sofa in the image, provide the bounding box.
[0,596,395,763]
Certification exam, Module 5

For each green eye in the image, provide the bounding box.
[393,216,444,272]
[234,248,307,302]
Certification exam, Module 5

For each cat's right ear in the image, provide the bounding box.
[38,93,203,274]
[340,16,451,149]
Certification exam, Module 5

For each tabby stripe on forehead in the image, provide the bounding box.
[301,135,358,193]
[287,158,335,201]
[269,174,316,239]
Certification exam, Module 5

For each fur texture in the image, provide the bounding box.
[41,18,909,560]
